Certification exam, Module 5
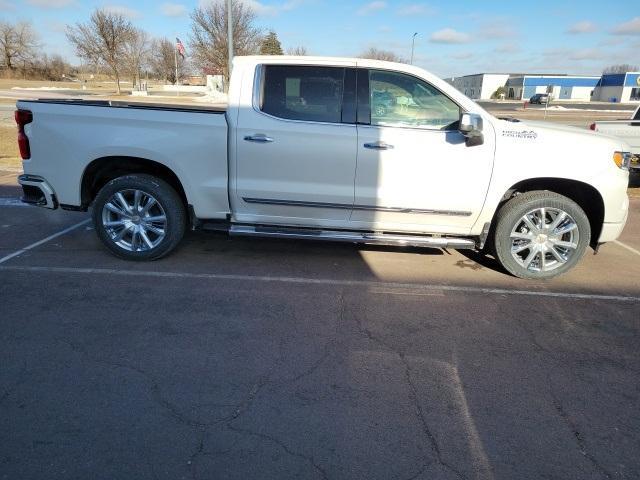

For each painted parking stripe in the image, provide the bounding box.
[1,264,639,302]
[614,240,640,257]
[0,219,90,265]
[0,198,29,207]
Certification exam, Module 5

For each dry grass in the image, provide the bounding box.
[0,126,19,163]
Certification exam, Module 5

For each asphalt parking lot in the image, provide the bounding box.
[2,170,640,479]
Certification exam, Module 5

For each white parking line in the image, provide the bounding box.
[0,219,90,265]
[0,198,29,207]
[614,240,640,257]
[1,264,639,302]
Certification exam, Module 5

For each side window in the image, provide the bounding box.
[261,65,345,123]
[369,70,460,130]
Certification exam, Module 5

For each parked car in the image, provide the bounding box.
[590,105,640,171]
[15,56,631,279]
[529,93,550,104]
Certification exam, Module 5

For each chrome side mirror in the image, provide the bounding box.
[459,112,484,146]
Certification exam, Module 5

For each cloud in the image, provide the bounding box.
[429,28,470,44]
[479,20,516,39]
[0,0,15,10]
[397,4,435,16]
[494,43,520,54]
[160,2,187,17]
[26,0,74,7]
[451,52,473,60]
[103,4,142,18]
[611,17,640,35]
[543,47,605,62]
[357,1,386,16]
[199,0,305,16]
[566,21,597,34]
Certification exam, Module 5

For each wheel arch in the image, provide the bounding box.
[494,177,605,248]
[81,156,188,209]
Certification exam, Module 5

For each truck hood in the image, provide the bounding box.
[494,118,631,152]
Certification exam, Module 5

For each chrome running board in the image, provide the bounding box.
[229,225,476,249]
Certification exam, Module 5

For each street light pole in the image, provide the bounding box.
[227,0,233,92]
[410,32,418,65]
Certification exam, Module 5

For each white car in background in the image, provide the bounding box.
[591,105,640,171]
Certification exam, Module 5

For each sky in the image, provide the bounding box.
[1,0,639,78]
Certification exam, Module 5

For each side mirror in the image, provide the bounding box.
[459,112,484,147]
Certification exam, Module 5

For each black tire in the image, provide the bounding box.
[493,191,591,279]
[92,174,186,261]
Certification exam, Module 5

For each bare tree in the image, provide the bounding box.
[123,28,150,87]
[150,37,185,84]
[189,0,262,83]
[603,64,639,74]
[66,9,135,94]
[359,47,407,63]
[286,46,308,56]
[0,20,39,71]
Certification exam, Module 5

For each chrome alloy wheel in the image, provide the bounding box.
[509,207,580,273]
[101,189,167,252]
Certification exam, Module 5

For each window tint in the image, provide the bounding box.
[369,70,460,129]
[261,65,345,123]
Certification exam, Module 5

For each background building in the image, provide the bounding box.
[445,74,510,100]
[504,75,600,101]
[592,72,640,103]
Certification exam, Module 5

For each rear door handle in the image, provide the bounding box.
[244,134,274,143]
[364,141,394,150]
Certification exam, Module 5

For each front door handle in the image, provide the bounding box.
[364,141,394,150]
[244,134,274,143]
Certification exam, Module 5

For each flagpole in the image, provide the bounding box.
[227,0,233,93]
[174,43,179,97]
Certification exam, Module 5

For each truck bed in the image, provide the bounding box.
[21,98,227,114]
[18,98,230,219]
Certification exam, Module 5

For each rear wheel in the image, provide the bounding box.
[493,191,590,279]
[92,174,186,260]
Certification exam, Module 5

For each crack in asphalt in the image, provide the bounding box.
[55,293,347,480]
[352,303,467,480]
[517,303,614,480]
[227,424,330,480]
[548,380,613,480]
[0,361,27,406]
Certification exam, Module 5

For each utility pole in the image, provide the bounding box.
[410,32,418,65]
[227,0,233,92]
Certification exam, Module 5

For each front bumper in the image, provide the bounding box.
[18,175,58,209]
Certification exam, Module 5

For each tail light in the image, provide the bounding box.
[589,122,596,131]
[15,109,33,159]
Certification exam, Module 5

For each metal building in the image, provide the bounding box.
[592,72,640,103]
[445,74,510,100]
[504,75,600,101]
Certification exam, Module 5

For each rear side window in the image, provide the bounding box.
[260,65,345,123]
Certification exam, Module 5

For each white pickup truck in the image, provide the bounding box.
[590,105,640,171]
[15,56,632,279]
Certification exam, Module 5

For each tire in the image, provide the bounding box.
[493,191,590,279]
[92,174,186,261]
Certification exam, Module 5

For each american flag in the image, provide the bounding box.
[176,37,186,59]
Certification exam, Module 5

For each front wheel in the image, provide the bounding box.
[493,191,591,279]
[92,174,186,260]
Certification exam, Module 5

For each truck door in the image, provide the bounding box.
[233,64,358,227]
[351,68,495,235]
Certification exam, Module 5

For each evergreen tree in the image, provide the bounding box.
[260,31,283,55]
